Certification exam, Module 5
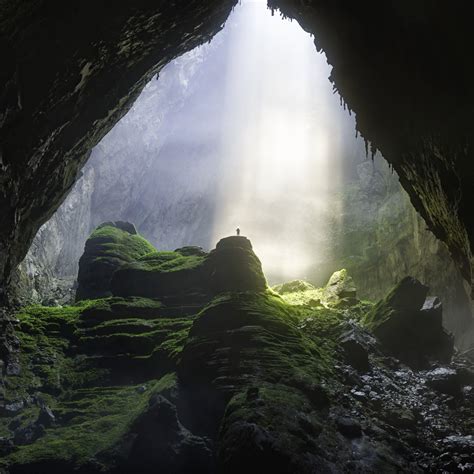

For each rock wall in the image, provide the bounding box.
[317,157,473,348]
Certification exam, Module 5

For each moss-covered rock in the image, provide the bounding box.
[322,269,358,308]
[0,293,203,472]
[177,291,334,470]
[111,236,266,299]
[111,250,207,299]
[362,276,454,368]
[76,222,156,301]
[206,237,267,294]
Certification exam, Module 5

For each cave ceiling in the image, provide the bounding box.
[1,0,473,296]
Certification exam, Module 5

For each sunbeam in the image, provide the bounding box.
[211,1,351,283]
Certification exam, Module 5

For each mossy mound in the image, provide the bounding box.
[111,236,266,299]
[76,223,156,301]
[273,271,363,310]
[5,375,178,474]
[111,250,207,299]
[272,279,316,294]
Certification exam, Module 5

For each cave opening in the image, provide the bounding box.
[2,1,474,472]
[21,0,472,344]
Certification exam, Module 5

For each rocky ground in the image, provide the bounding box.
[0,222,472,473]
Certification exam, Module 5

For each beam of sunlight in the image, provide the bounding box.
[211,1,350,284]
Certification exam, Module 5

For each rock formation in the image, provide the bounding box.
[363,277,454,368]
[76,222,155,301]
[0,234,472,473]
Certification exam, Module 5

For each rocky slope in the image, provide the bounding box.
[0,227,472,473]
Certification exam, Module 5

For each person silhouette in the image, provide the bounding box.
[236,227,240,236]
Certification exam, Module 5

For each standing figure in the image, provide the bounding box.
[236,227,241,236]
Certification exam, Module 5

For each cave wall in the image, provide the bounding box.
[0,0,238,295]
[320,157,473,349]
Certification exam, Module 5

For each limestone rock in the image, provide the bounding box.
[323,269,358,308]
[124,395,213,473]
[272,280,315,294]
[339,324,372,373]
[363,277,454,368]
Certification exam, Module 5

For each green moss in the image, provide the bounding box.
[2,294,188,471]
[127,250,205,273]
[222,382,323,453]
[77,225,157,300]
[362,302,396,331]
[88,225,156,263]
[181,291,334,392]
[6,374,177,468]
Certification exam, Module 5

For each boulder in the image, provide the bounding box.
[363,277,454,368]
[339,325,371,373]
[425,367,462,396]
[323,269,358,307]
[76,222,156,301]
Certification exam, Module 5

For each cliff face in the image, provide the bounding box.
[321,158,473,347]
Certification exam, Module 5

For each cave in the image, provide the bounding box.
[1,1,474,473]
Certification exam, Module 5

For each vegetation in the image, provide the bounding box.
[126,251,205,273]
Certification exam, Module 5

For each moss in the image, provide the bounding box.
[5,374,177,468]
[275,286,325,306]
[180,291,334,394]
[221,382,323,454]
[127,251,205,273]
[77,225,157,300]
[1,295,188,471]
[87,225,156,262]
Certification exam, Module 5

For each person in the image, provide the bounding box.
[236,227,240,236]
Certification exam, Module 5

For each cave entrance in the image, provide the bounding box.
[24,0,472,343]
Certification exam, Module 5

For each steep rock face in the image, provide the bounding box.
[76,223,156,301]
[15,37,226,304]
[269,0,474,293]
